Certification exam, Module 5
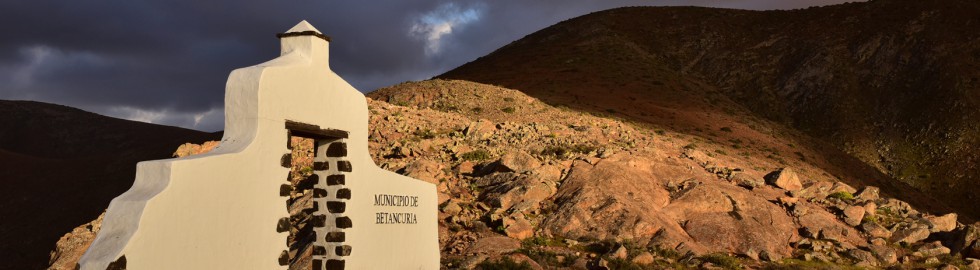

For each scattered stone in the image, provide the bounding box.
[914,241,951,257]
[777,196,799,207]
[441,200,462,216]
[891,226,931,245]
[847,249,879,267]
[863,202,877,217]
[759,249,781,262]
[402,159,445,185]
[731,173,763,189]
[966,258,980,270]
[458,254,488,269]
[925,257,941,265]
[497,152,542,173]
[862,223,892,239]
[465,236,521,255]
[870,238,887,246]
[765,167,802,191]
[503,215,534,240]
[870,245,898,264]
[843,205,866,226]
[507,253,544,270]
[611,246,628,260]
[926,213,958,233]
[632,252,655,265]
[854,186,880,201]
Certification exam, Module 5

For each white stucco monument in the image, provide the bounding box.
[78,21,439,269]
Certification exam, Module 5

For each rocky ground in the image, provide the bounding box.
[50,80,980,269]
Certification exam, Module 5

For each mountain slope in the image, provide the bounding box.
[440,0,980,219]
[0,100,221,270]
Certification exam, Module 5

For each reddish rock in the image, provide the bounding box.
[843,205,866,227]
[926,213,958,233]
[503,215,534,240]
[497,152,542,173]
[891,226,931,245]
[466,236,521,255]
[765,168,802,191]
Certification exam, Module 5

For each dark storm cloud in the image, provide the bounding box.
[0,0,858,132]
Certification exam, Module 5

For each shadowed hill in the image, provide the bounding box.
[0,100,221,270]
[440,0,980,219]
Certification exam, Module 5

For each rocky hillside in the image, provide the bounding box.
[52,80,980,269]
[0,100,221,270]
[439,0,980,220]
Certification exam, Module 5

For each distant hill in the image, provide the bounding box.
[0,100,221,269]
[440,0,980,219]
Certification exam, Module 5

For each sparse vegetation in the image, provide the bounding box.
[460,149,491,161]
[476,257,533,270]
[698,253,742,270]
[827,191,854,201]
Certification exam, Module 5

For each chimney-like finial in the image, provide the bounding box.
[276,20,331,42]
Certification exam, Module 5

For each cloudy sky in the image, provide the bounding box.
[0,0,854,132]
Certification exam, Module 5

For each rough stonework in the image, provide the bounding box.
[76,21,438,270]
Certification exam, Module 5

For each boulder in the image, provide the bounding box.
[966,258,980,270]
[402,159,445,185]
[914,241,951,257]
[731,173,763,190]
[843,205,865,227]
[765,168,802,191]
[611,246,628,260]
[855,186,880,201]
[861,222,892,239]
[847,249,879,267]
[632,252,655,265]
[503,215,534,240]
[870,245,898,264]
[541,155,687,247]
[926,213,958,233]
[891,226,931,245]
[497,152,542,173]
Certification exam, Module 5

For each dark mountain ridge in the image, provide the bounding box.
[440,0,980,219]
[0,100,221,269]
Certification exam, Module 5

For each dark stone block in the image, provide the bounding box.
[313,161,329,171]
[280,153,291,168]
[279,184,292,196]
[336,188,351,200]
[324,231,345,242]
[276,217,289,232]
[312,245,326,255]
[310,201,319,212]
[279,250,289,266]
[326,259,345,270]
[285,120,349,139]
[337,160,352,172]
[326,175,345,185]
[311,215,327,227]
[335,245,352,256]
[326,201,346,213]
[326,142,348,157]
[106,255,127,270]
[312,259,322,269]
[336,216,352,228]
[313,188,328,198]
